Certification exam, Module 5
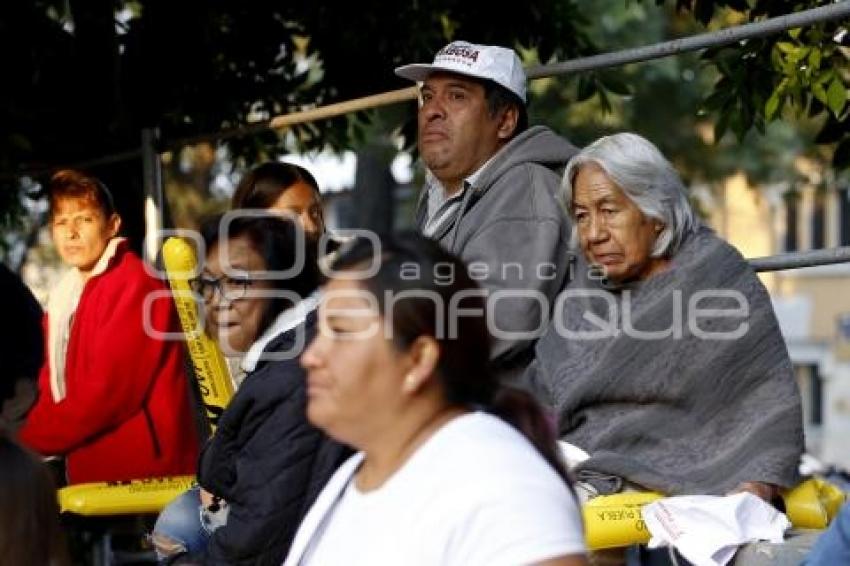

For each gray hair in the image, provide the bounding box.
[561,132,697,258]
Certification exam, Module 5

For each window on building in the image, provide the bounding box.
[785,192,799,252]
[795,363,823,427]
[840,187,850,247]
[811,193,826,249]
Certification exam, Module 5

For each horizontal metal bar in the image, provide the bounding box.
[526,1,850,78]
[749,246,850,272]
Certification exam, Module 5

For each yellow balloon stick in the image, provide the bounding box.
[162,236,234,431]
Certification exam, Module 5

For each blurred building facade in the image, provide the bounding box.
[705,167,850,470]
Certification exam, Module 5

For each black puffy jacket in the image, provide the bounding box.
[196,312,352,565]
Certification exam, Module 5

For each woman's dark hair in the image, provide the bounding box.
[231,162,321,210]
[200,214,320,338]
[0,434,69,565]
[331,232,569,484]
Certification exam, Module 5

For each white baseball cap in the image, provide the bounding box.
[395,41,527,103]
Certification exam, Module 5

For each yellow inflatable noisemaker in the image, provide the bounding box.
[162,236,234,431]
[583,491,663,549]
[581,478,847,550]
[58,476,196,515]
[57,237,235,517]
[781,476,846,529]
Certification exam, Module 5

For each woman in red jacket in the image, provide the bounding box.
[19,169,199,484]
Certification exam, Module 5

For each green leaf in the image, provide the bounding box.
[808,48,822,71]
[815,70,836,86]
[715,57,734,78]
[576,77,595,102]
[813,83,829,106]
[770,47,784,69]
[775,42,797,55]
[727,108,747,141]
[827,79,847,117]
[765,90,782,121]
[740,103,754,137]
[597,89,612,114]
[600,74,631,96]
[704,90,731,111]
[754,114,766,135]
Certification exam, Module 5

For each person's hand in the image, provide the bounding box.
[199,487,221,509]
[730,481,778,502]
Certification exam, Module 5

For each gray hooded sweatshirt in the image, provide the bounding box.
[415,125,578,383]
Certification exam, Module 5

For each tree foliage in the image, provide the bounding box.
[0,0,595,253]
[530,1,829,190]
[673,0,850,169]
[0,0,594,172]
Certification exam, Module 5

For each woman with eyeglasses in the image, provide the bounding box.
[152,215,351,565]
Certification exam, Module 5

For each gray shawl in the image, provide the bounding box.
[527,225,804,495]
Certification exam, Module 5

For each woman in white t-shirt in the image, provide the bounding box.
[284,233,587,566]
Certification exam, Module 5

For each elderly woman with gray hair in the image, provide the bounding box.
[527,132,804,501]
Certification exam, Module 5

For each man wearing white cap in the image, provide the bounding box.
[395,40,578,385]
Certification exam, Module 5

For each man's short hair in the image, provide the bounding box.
[482,79,529,139]
[48,169,116,219]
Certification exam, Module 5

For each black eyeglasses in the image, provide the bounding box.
[191,275,256,302]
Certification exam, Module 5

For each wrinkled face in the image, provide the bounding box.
[572,163,667,283]
[202,236,273,354]
[269,181,325,241]
[300,277,409,447]
[418,72,509,193]
[51,197,120,277]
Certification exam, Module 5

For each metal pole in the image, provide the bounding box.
[749,246,850,272]
[141,127,164,266]
[526,1,850,78]
[146,1,850,147]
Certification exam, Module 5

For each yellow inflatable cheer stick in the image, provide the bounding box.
[59,476,196,516]
[162,236,234,431]
[583,491,664,550]
[782,477,847,529]
[581,478,847,550]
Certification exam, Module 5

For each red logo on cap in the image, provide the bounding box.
[437,44,479,63]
